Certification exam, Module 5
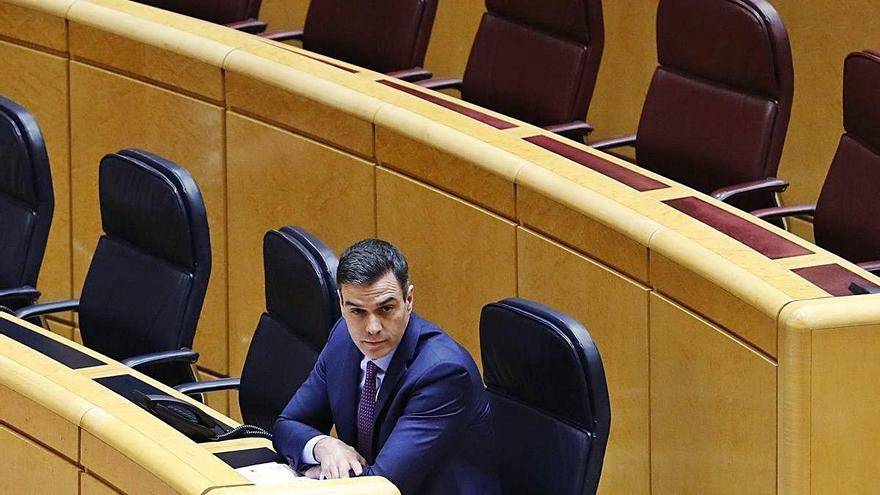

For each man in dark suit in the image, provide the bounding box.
[273,239,500,495]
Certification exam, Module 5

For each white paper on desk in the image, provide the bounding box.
[235,462,316,485]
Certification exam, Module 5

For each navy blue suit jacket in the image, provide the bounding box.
[274,313,501,495]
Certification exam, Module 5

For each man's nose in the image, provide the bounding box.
[366,314,382,334]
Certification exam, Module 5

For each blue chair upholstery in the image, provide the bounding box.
[0,96,54,310]
[176,226,340,430]
[18,149,211,387]
[480,298,610,495]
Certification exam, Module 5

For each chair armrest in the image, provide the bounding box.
[15,299,79,320]
[544,120,594,140]
[588,134,637,151]
[416,77,463,91]
[849,282,880,295]
[121,348,199,369]
[0,286,41,307]
[224,18,267,34]
[711,177,789,203]
[386,67,433,82]
[175,377,242,396]
[751,204,816,221]
[857,260,880,274]
[260,29,304,42]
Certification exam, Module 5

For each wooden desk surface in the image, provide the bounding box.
[0,312,399,495]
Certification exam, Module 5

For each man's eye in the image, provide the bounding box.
[381,306,393,313]
[351,308,365,315]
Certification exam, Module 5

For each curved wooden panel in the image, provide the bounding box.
[2,1,880,493]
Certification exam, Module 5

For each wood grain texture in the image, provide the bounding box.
[516,183,653,283]
[224,48,379,158]
[0,41,72,307]
[0,423,80,495]
[80,472,123,495]
[69,62,227,374]
[650,293,777,494]
[517,229,650,494]
[779,297,880,494]
[68,0,261,102]
[226,113,375,375]
[0,0,70,52]
[376,167,516,366]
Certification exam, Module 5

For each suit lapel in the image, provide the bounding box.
[334,336,362,445]
[374,314,421,424]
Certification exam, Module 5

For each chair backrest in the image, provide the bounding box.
[480,298,610,495]
[133,0,262,24]
[79,149,211,387]
[460,0,604,127]
[239,226,340,430]
[636,0,792,209]
[303,0,439,73]
[813,51,880,264]
[0,96,53,303]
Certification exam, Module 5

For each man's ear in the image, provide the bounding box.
[337,289,344,311]
[405,284,414,311]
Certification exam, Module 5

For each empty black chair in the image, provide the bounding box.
[18,149,211,387]
[176,226,339,430]
[0,96,54,310]
[480,298,610,495]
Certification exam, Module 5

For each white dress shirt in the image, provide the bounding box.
[301,347,398,465]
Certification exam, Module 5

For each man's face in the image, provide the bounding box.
[339,271,413,359]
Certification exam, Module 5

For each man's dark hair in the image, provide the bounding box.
[337,239,410,293]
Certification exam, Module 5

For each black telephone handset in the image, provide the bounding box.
[133,390,231,442]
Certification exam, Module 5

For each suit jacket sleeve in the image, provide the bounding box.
[273,342,334,472]
[363,361,476,494]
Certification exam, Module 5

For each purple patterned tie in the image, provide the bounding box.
[357,361,379,461]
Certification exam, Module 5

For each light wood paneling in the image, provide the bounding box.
[0,0,71,53]
[45,318,74,340]
[650,293,777,494]
[68,22,224,102]
[69,62,227,373]
[374,104,524,220]
[224,49,379,158]
[517,184,652,283]
[226,112,375,375]
[197,367,229,416]
[80,429,180,495]
[0,423,80,495]
[67,0,261,102]
[80,472,123,495]
[651,252,780,356]
[810,325,880,493]
[0,383,81,462]
[0,41,72,306]
[376,167,516,364]
[258,0,308,34]
[517,228,650,494]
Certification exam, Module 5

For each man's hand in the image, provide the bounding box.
[313,437,366,479]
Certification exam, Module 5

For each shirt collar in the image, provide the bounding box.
[360,345,398,374]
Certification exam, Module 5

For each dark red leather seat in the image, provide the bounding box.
[754,51,880,272]
[133,0,267,33]
[263,0,439,80]
[418,0,604,138]
[592,0,793,211]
